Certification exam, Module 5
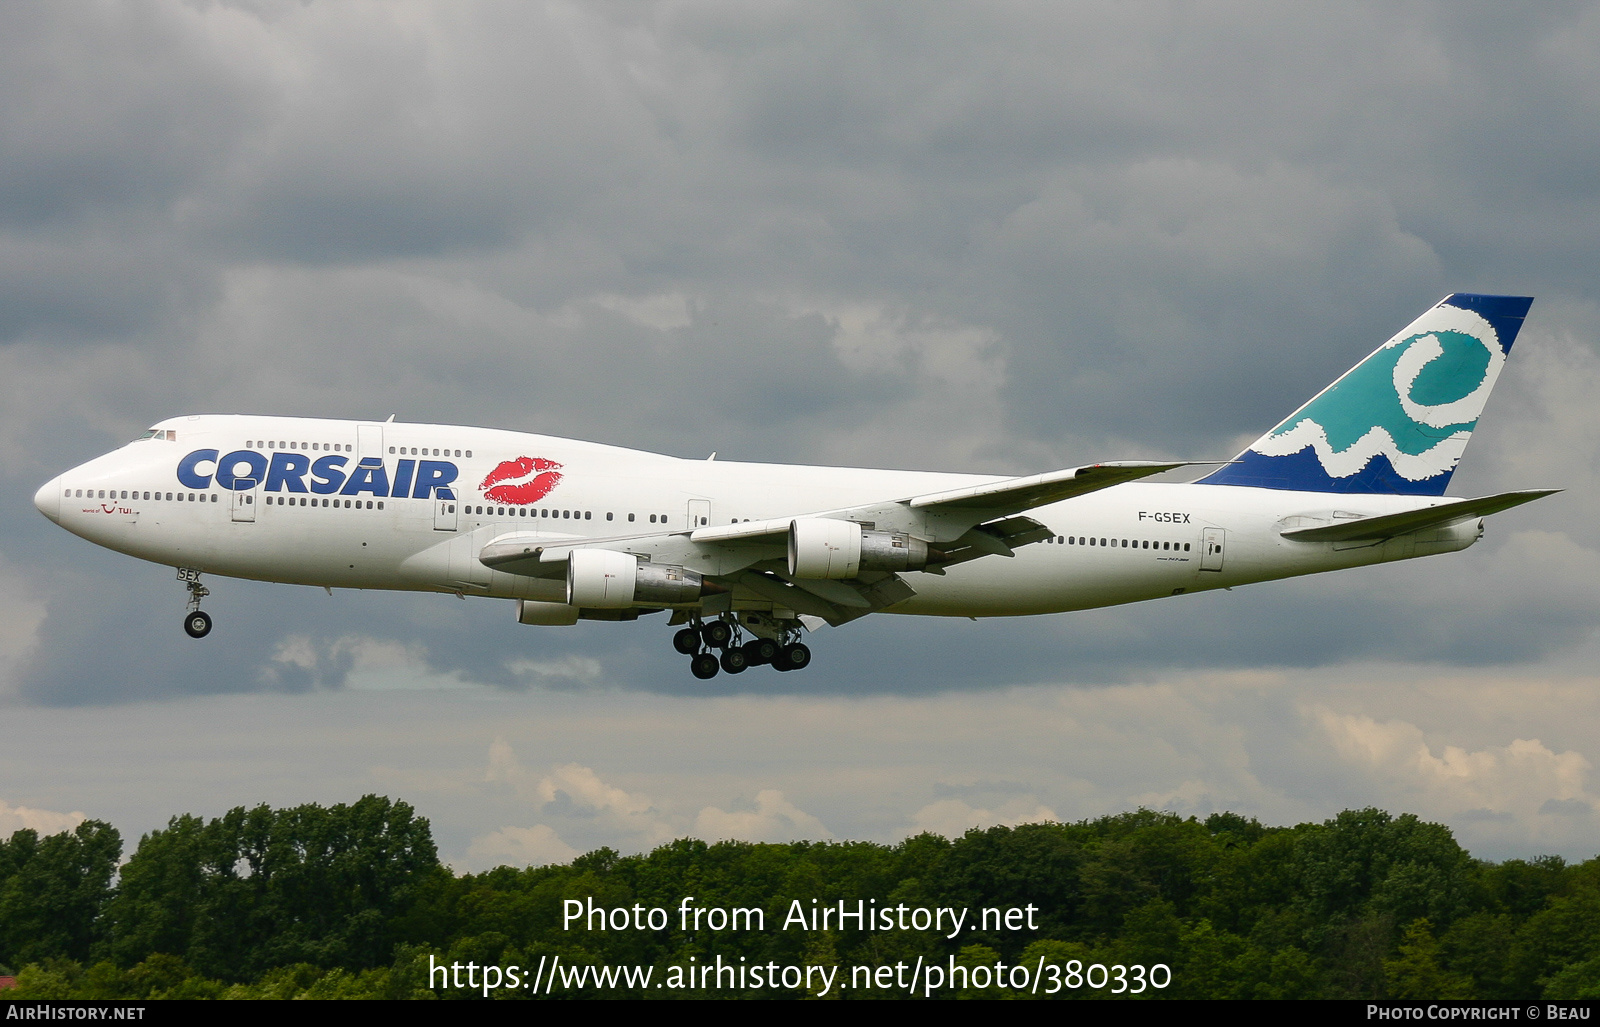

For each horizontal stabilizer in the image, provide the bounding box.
[1281,489,1559,543]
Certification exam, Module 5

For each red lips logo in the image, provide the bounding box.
[481,456,563,505]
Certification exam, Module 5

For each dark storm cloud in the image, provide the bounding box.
[5,2,1600,705]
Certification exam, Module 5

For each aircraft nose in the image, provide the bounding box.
[34,477,60,524]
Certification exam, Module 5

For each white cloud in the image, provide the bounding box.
[0,799,85,837]
[483,739,675,847]
[466,824,580,868]
[260,632,439,690]
[694,789,831,843]
[1316,707,1598,842]
[910,797,1059,838]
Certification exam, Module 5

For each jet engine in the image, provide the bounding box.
[787,518,929,578]
[566,548,707,608]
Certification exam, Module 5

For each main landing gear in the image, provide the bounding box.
[180,571,212,638]
[674,617,811,679]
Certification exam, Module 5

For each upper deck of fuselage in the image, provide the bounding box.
[46,413,1011,523]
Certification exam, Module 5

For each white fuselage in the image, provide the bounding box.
[35,415,1480,623]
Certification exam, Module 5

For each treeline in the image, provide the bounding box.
[1,797,1597,999]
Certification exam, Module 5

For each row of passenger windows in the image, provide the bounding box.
[1045,535,1191,552]
[248,440,352,452]
[76,489,214,503]
[234,441,476,458]
[74,487,677,524]
[264,496,382,509]
[459,506,671,524]
[390,446,470,457]
[74,488,385,511]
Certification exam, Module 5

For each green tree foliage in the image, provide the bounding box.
[4,799,1597,1000]
[1384,919,1473,999]
[0,820,121,966]
[102,795,442,981]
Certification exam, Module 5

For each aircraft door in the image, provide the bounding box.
[687,499,711,529]
[357,424,384,462]
[231,484,258,523]
[434,498,458,531]
[1200,527,1225,571]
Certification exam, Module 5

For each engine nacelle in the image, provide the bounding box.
[517,599,580,625]
[567,548,637,608]
[788,519,929,578]
[789,518,861,578]
[566,549,706,608]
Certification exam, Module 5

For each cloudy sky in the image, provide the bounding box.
[3,1,1600,869]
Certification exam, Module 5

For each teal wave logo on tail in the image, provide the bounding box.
[1198,294,1532,495]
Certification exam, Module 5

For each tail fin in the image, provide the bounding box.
[1196,293,1533,495]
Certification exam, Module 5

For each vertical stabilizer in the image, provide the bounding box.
[1197,294,1533,495]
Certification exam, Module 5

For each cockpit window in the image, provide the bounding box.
[135,429,176,442]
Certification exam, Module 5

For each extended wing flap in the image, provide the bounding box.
[1281,489,1560,543]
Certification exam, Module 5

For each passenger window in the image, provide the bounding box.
[584,511,591,520]
[628,513,635,522]
[606,512,613,521]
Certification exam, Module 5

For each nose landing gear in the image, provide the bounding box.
[179,569,212,638]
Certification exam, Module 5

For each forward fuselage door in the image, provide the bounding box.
[687,499,711,529]
[1200,527,1225,571]
[357,424,384,462]
[434,499,458,531]
[231,483,258,523]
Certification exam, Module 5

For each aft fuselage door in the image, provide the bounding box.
[688,499,711,529]
[1200,527,1225,571]
[434,499,458,531]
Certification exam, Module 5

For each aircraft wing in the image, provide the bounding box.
[904,460,1201,511]
[1280,489,1560,543]
[480,459,1213,624]
[690,460,1210,546]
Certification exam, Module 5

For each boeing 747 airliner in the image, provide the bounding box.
[34,294,1556,678]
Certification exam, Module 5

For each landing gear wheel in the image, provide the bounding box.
[184,610,213,639]
[673,627,701,655]
[701,620,734,649]
[720,647,749,674]
[777,642,810,672]
[743,638,779,666]
[690,653,721,679]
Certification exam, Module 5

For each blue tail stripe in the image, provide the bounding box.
[1443,293,1533,354]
